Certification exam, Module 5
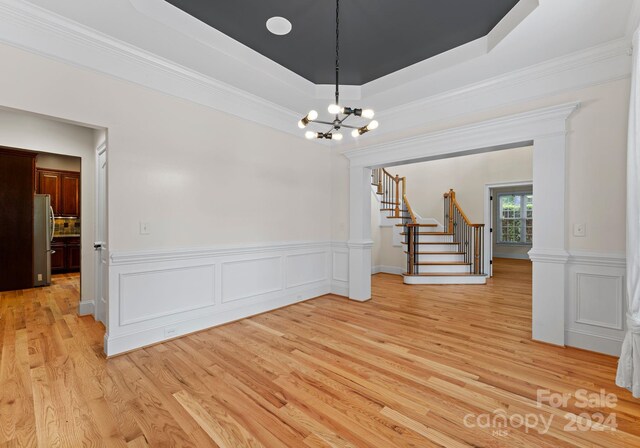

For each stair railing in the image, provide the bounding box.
[371,168,406,218]
[444,189,485,275]
[371,168,421,274]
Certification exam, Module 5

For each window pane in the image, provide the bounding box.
[498,192,532,244]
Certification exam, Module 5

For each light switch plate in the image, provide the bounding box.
[573,223,586,237]
[139,221,150,235]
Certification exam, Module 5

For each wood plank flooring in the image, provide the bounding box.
[1,260,639,447]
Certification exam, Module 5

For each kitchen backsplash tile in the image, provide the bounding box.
[54,217,80,236]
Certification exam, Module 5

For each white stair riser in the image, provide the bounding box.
[403,235,453,243]
[417,264,471,274]
[413,243,461,252]
[404,275,487,285]
[418,235,453,243]
[416,254,465,263]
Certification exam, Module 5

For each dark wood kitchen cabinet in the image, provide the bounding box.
[61,173,80,217]
[51,241,66,273]
[36,169,80,217]
[66,240,81,271]
[51,237,80,273]
[37,170,61,214]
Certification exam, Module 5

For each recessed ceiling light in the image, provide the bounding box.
[266,16,292,36]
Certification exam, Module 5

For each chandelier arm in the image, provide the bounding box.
[337,123,359,129]
[313,120,336,126]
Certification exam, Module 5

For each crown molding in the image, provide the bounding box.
[0,0,632,143]
[0,0,302,136]
[358,38,631,141]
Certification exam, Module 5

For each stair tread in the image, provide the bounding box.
[395,223,438,227]
[380,201,399,204]
[400,231,443,235]
[404,273,486,277]
[402,241,460,245]
[404,251,466,255]
[414,262,471,265]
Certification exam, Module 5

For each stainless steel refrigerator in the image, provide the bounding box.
[34,194,54,287]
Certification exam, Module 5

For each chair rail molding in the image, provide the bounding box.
[344,101,580,348]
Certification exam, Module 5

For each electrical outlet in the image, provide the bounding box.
[139,221,150,235]
[573,223,586,237]
[37,273,43,281]
[164,327,177,338]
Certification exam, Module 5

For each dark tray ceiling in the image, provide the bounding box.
[166,0,520,85]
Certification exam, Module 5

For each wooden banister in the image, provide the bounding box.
[403,194,417,224]
[443,189,486,275]
[445,189,483,227]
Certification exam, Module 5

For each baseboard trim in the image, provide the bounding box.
[78,299,95,316]
[493,252,531,260]
[105,284,330,356]
[372,265,404,276]
[330,283,349,297]
[565,329,623,357]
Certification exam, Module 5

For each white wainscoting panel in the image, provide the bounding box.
[566,251,626,356]
[120,265,215,326]
[331,242,349,297]
[221,257,283,303]
[286,252,328,288]
[105,241,347,356]
[575,273,624,330]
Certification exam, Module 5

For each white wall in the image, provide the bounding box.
[396,146,533,223]
[0,43,331,252]
[0,108,97,310]
[0,42,333,355]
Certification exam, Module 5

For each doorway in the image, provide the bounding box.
[484,181,533,277]
[0,107,108,343]
[345,102,579,347]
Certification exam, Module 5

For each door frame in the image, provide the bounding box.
[343,102,579,347]
[94,139,108,325]
[483,180,533,277]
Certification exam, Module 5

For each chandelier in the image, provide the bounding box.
[297,0,378,140]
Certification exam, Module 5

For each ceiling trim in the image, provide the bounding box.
[0,0,303,136]
[128,0,316,98]
[0,0,631,145]
[354,38,631,144]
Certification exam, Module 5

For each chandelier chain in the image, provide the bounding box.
[335,0,340,109]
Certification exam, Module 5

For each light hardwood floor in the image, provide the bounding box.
[0,260,638,447]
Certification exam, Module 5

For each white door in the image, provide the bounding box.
[95,143,108,325]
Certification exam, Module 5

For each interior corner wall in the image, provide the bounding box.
[0,42,334,355]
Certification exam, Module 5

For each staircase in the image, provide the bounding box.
[372,168,487,285]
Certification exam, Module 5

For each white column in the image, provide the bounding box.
[529,134,569,346]
[348,165,373,301]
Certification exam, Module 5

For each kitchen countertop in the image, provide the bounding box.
[53,234,81,238]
